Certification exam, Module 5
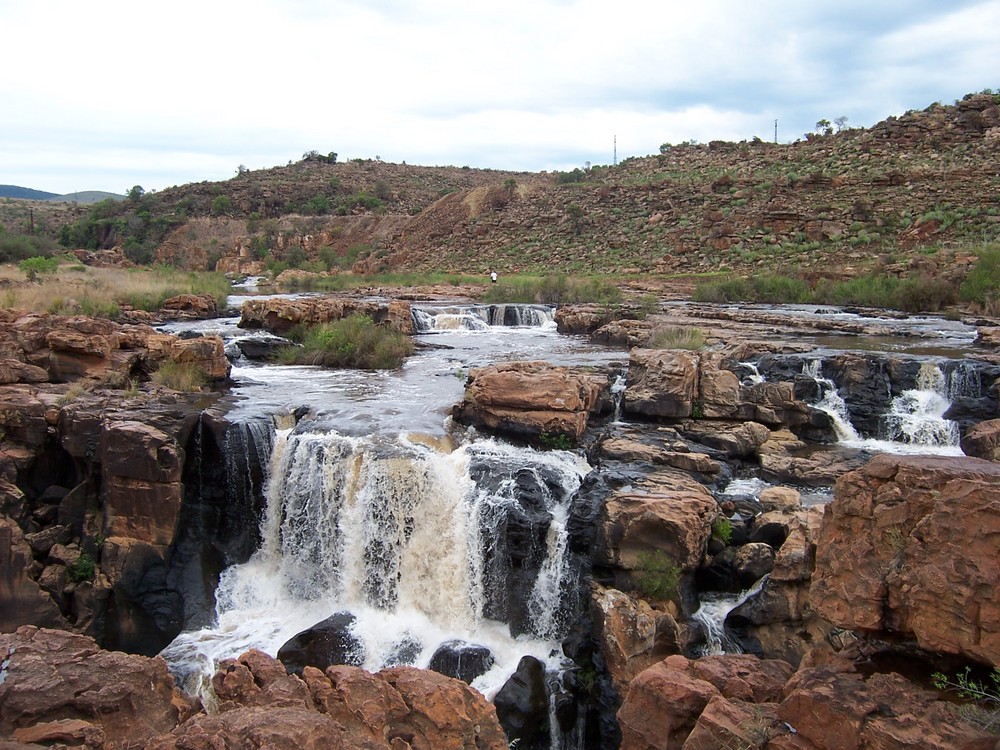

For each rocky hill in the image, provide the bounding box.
[9,92,1000,280]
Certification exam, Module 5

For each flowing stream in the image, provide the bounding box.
[162,299,624,739]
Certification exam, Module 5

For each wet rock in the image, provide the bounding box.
[493,655,550,750]
[427,640,495,684]
[277,612,364,675]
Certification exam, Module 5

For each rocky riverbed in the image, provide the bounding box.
[2,292,999,749]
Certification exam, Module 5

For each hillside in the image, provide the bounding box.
[5,91,1000,281]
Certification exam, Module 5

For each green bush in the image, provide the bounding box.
[67,553,96,582]
[634,550,680,601]
[961,246,1000,309]
[933,666,1000,730]
[19,255,59,280]
[278,315,414,369]
[712,517,734,544]
[483,274,622,304]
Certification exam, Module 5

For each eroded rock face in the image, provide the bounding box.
[811,454,1000,665]
[0,313,230,385]
[239,296,414,335]
[0,626,187,745]
[452,361,605,440]
[595,468,716,574]
[624,348,810,428]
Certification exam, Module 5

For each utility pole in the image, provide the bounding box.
[614,135,617,166]
[774,119,778,144]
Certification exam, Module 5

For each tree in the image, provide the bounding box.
[815,119,833,136]
[834,116,849,132]
[126,185,145,202]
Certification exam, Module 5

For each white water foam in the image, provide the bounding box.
[162,431,589,703]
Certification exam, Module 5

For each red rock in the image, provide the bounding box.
[0,520,64,632]
[0,626,183,744]
[811,454,1000,665]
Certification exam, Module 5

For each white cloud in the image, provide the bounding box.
[1,0,998,193]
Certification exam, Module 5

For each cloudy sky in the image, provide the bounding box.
[2,0,998,195]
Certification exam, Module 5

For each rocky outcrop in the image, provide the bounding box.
[616,654,795,750]
[239,296,415,335]
[777,666,998,750]
[0,626,191,745]
[624,348,811,428]
[0,629,510,750]
[0,311,229,385]
[811,454,1000,666]
[0,383,249,655]
[616,653,995,750]
[453,361,606,441]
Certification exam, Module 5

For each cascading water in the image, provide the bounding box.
[691,576,768,656]
[801,360,861,441]
[883,362,960,448]
[801,359,962,455]
[163,430,590,705]
[412,304,556,333]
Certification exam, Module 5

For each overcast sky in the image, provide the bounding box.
[2,0,998,195]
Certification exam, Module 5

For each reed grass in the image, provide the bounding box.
[277,314,414,369]
[0,262,230,317]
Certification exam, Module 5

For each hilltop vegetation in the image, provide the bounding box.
[2,91,999,300]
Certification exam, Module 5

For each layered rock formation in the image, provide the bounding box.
[239,296,415,335]
[811,453,1000,665]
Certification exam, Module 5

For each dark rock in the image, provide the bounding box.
[494,656,550,750]
[428,640,495,684]
[277,612,363,675]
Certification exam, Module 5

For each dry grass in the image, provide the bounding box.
[0,261,230,317]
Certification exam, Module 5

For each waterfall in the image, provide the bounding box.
[883,362,960,448]
[411,304,556,332]
[691,576,768,656]
[163,430,590,702]
[609,367,628,423]
[738,361,765,385]
[801,360,861,441]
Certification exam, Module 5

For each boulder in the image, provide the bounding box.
[160,293,218,318]
[277,612,364,675]
[811,454,1000,665]
[624,348,699,419]
[493,655,550,750]
[596,469,717,573]
[428,640,495,684]
[239,297,414,335]
[961,417,1000,460]
[0,626,185,744]
[453,361,602,440]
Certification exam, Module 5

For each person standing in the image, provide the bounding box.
[490,269,498,283]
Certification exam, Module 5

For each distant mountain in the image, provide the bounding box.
[0,185,122,204]
[0,185,59,201]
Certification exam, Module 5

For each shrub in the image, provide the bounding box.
[19,255,59,281]
[634,550,680,601]
[279,315,414,369]
[933,666,1000,730]
[648,325,705,350]
[151,361,207,391]
[712,517,734,544]
[68,553,96,582]
[961,246,1000,309]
